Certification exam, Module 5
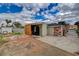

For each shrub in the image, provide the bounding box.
[0,35,8,45]
[76,29,79,38]
[12,32,22,35]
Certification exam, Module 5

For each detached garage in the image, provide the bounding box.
[24,23,47,36]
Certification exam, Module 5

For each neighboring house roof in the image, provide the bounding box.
[48,23,58,26]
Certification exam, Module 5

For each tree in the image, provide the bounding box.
[75,21,79,38]
[13,22,22,28]
[75,21,79,29]
[58,21,66,25]
[5,19,12,27]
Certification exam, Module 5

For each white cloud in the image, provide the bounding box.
[0,3,54,22]
[0,3,79,24]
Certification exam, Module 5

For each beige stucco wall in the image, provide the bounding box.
[47,27,54,36]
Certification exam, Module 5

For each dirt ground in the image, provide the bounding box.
[0,35,76,56]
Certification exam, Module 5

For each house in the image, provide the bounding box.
[24,22,47,36]
[68,25,77,30]
[47,23,69,36]
[1,27,13,34]
[0,20,13,34]
[75,21,79,29]
[24,21,69,36]
[47,23,61,36]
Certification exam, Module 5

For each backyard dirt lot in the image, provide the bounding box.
[0,35,76,56]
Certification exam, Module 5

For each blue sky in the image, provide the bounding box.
[0,3,79,24]
[32,3,59,20]
[0,3,79,22]
[0,3,23,13]
[0,3,59,20]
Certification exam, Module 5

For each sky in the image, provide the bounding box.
[0,3,79,24]
[0,3,59,20]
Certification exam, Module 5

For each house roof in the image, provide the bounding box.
[48,23,58,26]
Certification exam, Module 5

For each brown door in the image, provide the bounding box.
[25,24,32,35]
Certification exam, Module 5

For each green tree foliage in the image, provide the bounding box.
[5,19,12,24]
[76,29,79,38]
[75,21,79,38]
[13,22,22,28]
[75,21,79,29]
[5,19,12,27]
[58,21,66,25]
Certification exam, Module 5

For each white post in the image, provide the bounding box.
[42,24,47,36]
